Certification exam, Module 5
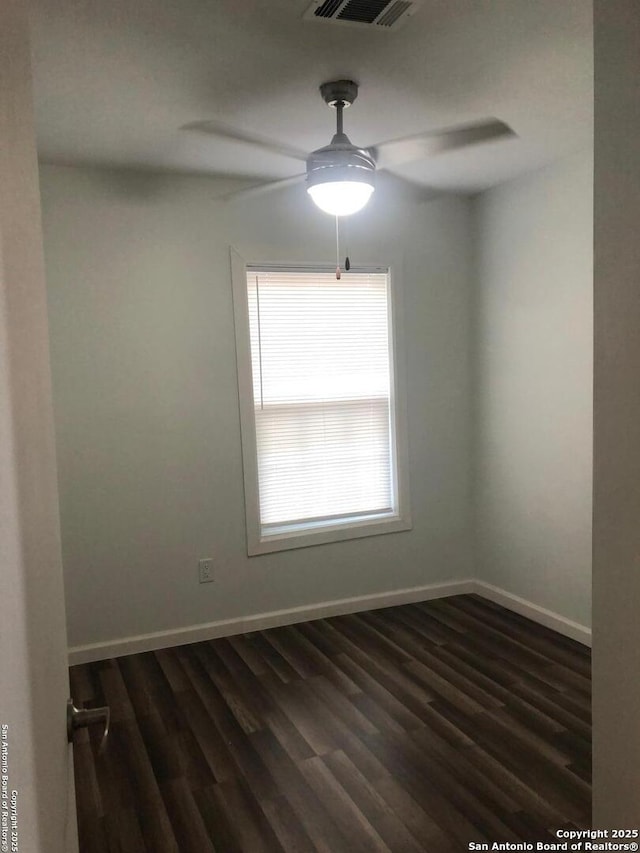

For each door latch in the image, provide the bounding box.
[67,698,110,753]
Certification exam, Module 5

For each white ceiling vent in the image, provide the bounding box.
[303,0,422,31]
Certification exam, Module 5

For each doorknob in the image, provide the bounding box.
[67,699,110,753]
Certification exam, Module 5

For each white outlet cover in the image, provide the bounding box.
[198,558,214,583]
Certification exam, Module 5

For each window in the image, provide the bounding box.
[231,255,411,555]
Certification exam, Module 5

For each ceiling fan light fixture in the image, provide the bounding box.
[307,179,375,216]
[306,135,377,216]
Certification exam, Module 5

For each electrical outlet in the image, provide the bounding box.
[198,558,214,584]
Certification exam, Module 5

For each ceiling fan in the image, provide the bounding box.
[184,80,516,216]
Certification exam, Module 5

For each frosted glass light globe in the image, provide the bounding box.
[307,181,374,216]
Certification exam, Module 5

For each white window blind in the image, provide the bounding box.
[246,267,397,536]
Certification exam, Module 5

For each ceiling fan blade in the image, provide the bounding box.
[220,173,307,201]
[371,119,516,170]
[182,119,308,163]
[375,170,441,204]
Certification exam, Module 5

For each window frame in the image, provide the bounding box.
[230,249,412,555]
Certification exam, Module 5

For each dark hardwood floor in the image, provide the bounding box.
[69,594,591,852]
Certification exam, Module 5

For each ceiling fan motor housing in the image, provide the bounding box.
[306,141,376,187]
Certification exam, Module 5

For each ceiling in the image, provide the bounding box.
[29,0,593,193]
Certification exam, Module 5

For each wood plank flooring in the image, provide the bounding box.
[69,594,591,852]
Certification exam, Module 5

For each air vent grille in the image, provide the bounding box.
[338,0,390,23]
[313,0,343,18]
[377,0,411,27]
[304,0,421,30]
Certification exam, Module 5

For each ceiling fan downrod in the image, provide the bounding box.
[320,79,358,145]
[335,101,344,137]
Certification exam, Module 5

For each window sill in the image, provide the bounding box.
[248,512,412,556]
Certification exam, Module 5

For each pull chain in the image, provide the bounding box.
[335,215,341,280]
[344,216,351,271]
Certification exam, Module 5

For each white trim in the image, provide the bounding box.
[67,579,475,665]
[68,578,591,664]
[250,515,412,555]
[230,247,262,552]
[386,259,412,536]
[473,580,592,647]
[229,252,412,556]
[246,262,390,275]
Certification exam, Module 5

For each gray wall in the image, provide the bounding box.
[473,151,593,627]
[593,0,640,825]
[40,165,474,650]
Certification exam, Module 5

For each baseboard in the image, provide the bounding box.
[473,580,592,647]
[68,578,476,665]
[68,576,591,664]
